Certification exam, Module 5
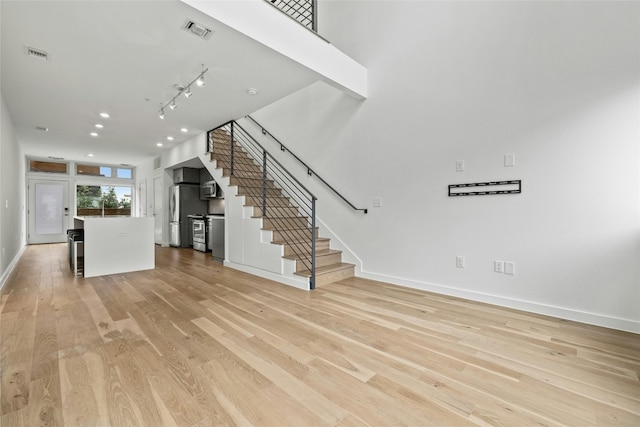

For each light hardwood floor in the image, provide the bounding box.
[1,244,638,426]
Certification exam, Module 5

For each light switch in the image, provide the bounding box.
[456,160,465,172]
[504,154,515,167]
[505,262,515,275]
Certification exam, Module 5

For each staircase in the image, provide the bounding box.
[208,126,355,287]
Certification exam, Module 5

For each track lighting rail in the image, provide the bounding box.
[159,65,208,119]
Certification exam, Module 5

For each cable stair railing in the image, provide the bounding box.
[207,121,321,288]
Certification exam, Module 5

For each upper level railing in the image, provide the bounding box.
[266,0,317,32]
[207,121,319,289]
[246,116,368,214]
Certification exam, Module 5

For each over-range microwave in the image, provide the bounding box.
[200,181,217,199]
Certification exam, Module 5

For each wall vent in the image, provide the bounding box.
[25,46,49,61]
[182,20,213,40]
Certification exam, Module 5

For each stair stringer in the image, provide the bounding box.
[198,152,310,290]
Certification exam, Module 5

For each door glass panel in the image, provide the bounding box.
[35,183,64,235]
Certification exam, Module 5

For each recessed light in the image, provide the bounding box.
[87,153,94,157]
[90,132,99,137]
[167,136,174,141]
[156,142,163,147]
[100,112,110,118]
[95,124,104,129]
[180,128,188,133]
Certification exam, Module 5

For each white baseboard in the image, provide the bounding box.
[223,260,310,290]
[0,245,27,292]
[360,270,640,334]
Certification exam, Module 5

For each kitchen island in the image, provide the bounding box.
[74,216,155,277]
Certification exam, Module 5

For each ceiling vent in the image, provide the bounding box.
[35,126,49,132]
[182,20,213,40]
[25,46,49,61]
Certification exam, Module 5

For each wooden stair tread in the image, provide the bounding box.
[295,262,355,278]
[272,236,329,245]
[282,249,342,261]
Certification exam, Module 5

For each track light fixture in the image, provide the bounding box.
[158,64,208,120]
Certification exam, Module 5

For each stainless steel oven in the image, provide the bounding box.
[192,218,206,252]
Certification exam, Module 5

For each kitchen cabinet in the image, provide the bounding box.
[173,167,200,184]
[200,168,213,183]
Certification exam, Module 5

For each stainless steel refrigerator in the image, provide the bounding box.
[169,185,206,247]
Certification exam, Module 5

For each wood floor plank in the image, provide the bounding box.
[1,243,638,427]
[58,353,102,426]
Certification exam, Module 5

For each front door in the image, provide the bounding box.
[28,179,70,244]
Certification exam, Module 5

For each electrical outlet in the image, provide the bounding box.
[456,256,465,268]
[456,160,465,172]
[494,260,504,273]
[505,261,515,275]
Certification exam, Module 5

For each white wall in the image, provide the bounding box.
[250,1,640,332]
[0,92,27,287]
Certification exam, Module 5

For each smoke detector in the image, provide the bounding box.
[182,20,213,40]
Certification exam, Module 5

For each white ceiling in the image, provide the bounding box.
[1,0,320,166]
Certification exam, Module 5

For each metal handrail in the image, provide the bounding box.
[246,115,368,214]
[207,121,318,289]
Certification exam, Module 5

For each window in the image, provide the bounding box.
[29,160,68,174]
[116,168,132,179]
[76,185,132,217]
[76,164,133,179]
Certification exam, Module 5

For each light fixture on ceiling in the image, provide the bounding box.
[87,153,94,157]
[167,136,174,141]
[156,142,163,147]
[95,124,104,129]
[180,128,188,133]
[90,132,98,137]
[159,64,208,119]
[100,112,110,119]
[247,88,258,96]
